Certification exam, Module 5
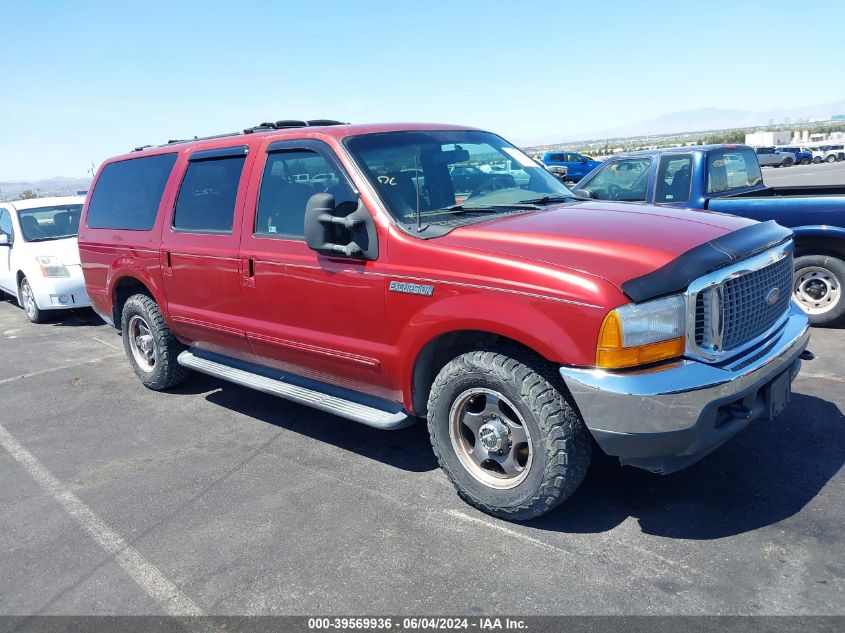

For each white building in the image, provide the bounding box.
[745,131,792,146]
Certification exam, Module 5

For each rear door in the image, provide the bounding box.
[159,145,255,355]
[238,138,390,399]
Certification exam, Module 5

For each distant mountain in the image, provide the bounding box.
[519,100,845,147]
[0,176,92,201]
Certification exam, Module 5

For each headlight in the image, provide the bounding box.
[596,295,686,369]
[36,256,70,278]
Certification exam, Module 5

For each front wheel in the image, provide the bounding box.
[801,157,811,165]
[826,155,836,163]
[121,293,191,389]
[781,158,794,167]
[813,156,822,164]
[19,277,50,323]
[427,348,591,521]
[793,255,845,327]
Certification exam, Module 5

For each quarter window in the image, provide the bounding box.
[255,150,354,239]
[654,156,692,203]
[87,153,178,230]
[173,155,246,233]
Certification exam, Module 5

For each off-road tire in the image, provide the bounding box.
[793,255,845,327]
[427,347,591,521]
[121,293,190,390]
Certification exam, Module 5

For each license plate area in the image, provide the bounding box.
[764,371,792,420]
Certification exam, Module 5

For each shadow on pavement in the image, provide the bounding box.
[171,373,439,473]
[168,372,843,537]
[532,392,844,539]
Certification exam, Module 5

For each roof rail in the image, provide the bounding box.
[131,119,348,152]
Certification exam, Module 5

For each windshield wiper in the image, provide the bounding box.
[437,203,541,214]
[516,195,574,205]
[26,236,71,242]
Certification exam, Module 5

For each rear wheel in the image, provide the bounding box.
[427,347,591,521]
[121,293,191,389]
[793,255,845,327]
[826,155,836,163]
[19,277,50,324]
[801,157,811,165]
[781,157,794,167]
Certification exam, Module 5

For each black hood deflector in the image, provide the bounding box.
[621,220,793,303]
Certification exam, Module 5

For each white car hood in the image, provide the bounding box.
[23,237,82,266]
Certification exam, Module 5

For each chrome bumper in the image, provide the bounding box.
[559,303,810,473]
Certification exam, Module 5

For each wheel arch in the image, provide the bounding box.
[792,227,845,260]
[109,273,163,329]
[409,328,564,417]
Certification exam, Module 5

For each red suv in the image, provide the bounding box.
[79,121,810,520]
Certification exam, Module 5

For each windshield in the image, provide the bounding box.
[345,130,574,227]
[18,204,82,242]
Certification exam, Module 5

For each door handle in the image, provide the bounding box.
[241,257,255,288]
[161,250,172,276]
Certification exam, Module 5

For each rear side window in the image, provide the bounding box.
[87,154,177,230]
[654,155,692,203]
[173,154,246,233]
[707,148,762,193]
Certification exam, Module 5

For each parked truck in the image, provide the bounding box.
[572,144,845,325]
[79,124,810,521]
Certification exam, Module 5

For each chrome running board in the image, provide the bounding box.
[177,350,413,430]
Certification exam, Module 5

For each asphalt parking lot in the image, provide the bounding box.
[0,298,843,616]
[762,159,845,187]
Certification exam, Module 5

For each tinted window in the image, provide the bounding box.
[255,150,354,239]
[0,209,12,237]
[707,148,762,193]
[18,204,83,241]
[173,155,246,233]
[581,158,651,202]
[655,156,692,203]
[87,154,177,230]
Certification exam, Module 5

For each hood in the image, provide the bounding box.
[438,201,756,292]
[25,236,82,266]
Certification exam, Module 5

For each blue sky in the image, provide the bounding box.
[2,0,844,180]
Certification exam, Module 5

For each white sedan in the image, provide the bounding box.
[0,196,91,323]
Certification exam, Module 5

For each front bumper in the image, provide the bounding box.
[29,265,91,311]
[559,303,810,474]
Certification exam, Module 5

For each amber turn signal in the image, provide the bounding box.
[596,310,685,369]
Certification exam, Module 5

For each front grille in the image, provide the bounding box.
[694,254,792,355]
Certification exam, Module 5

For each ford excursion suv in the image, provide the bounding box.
[78,121,811,521]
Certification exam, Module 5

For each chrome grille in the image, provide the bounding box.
[720,255,792,349]
[691,249,793,359]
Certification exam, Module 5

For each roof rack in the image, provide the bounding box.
[132,119,348,152]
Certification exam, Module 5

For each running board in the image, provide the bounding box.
[177,350,413,430]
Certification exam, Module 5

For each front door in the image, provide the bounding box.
[238,139,390,399]
[0,208,14,294]
[159,146,255,355]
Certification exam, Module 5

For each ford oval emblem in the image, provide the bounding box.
[765,287,781,306]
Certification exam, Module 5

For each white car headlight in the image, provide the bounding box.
[36,256,70,278]
[597,295,686,368]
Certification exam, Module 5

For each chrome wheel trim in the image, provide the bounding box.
[794,266,840,315]
[21,281,37,320]
[448,388,532,490]
[127,315,157,373]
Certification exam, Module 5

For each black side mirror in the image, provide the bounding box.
[304,193,378,260]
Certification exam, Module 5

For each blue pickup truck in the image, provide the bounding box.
[571,144,845,326]
[542,151,601,182]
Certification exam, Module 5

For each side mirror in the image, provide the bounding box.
[580,157,588,163]
[304,193,378,260]
[0,233,10,246]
